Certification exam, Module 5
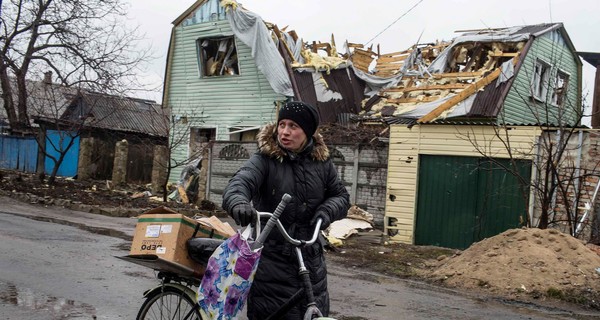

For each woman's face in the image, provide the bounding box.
[277,119,307,152]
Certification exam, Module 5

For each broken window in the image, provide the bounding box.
[532,59,569,106]
[551,70,569,106]
[532,59,551,100]
[197,36,239,77]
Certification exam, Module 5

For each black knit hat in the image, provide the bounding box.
[278,101,319,137]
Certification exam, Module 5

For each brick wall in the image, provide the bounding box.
[542,130,600,240]
[207,141,388,227]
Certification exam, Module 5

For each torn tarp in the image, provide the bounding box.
[351,64,403,96]
[223,0,294,97]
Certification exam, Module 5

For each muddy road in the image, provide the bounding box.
[0,199,598,319]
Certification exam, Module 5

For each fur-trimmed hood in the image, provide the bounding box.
[256,123,330,161]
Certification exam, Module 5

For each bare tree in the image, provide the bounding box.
[0,0,150,133]
[152,108,209,203]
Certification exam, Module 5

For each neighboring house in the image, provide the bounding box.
[363,23,590,248]
[0,72,168,183]
[0,73,80,173]
[163,0,365,181]
[34,91,168,183]
[0,72,76,131]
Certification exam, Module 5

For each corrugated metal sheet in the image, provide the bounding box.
[293,68,365,124]
[468,76,513,117]
[385,124,540,244]
[61,93,168,137]
[511,23,560,36]
[414,155,531,249]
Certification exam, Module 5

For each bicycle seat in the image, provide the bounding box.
[186,238,224,265]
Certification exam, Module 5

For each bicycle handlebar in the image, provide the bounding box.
[255,211,322,247]
[252,193,323,248]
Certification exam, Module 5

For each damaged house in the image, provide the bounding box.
[359,23,593,249]
[163,0,367,181]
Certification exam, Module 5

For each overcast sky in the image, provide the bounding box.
[128,0,600,110]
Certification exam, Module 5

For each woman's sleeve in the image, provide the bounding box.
[221,154,268,213]
[317,160,350,222]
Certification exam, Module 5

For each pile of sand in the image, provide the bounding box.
[433,228,600,297]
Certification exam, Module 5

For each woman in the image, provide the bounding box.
[222,101,350,319]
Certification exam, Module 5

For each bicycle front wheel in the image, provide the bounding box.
[136,286,201,320]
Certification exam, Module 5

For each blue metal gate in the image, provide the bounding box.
[45,130,80,177]
[0,135,39,172]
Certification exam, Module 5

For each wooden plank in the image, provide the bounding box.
[417,67,503,123]
[386,96,439,104]
[432,71,484,79]
[352,55,375,65]
[416,59,519,125]
[384,84,468,93]
[377,54,411,63]
[379,50,413,57]
[489,52,519,57]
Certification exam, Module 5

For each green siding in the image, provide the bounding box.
[167,19,284,135]
[415,155,531,249]
[501,30,580,126]
[166,3,286,180]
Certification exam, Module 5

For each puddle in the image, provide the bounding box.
[0,281,97,319]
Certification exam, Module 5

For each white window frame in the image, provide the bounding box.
[551,69,569,107]
[531,59,569,107]
[532,59,551,101]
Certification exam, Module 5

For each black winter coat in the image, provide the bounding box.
[222,123,350,319]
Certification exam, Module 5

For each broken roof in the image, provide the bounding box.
[170,2,579,129]
[352,22,580,125]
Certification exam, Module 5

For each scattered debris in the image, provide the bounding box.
[325,205,374,244]
[131,191,152,199]
[168,158,202,204]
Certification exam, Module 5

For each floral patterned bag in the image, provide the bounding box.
[197,226,261,320]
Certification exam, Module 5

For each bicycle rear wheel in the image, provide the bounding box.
[136,286,201,320]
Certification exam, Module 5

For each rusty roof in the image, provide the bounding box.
[60,92,168,137]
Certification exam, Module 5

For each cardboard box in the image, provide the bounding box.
[129,207,230,272]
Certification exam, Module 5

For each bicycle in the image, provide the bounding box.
[132,194,335,320]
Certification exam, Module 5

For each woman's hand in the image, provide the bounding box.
[310,211,331,230]
[231,202,256,226]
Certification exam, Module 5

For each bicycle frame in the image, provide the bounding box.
[255,211,326,320]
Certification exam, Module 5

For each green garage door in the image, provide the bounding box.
[415,155,531,249]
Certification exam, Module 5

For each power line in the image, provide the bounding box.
[364,0,425,47]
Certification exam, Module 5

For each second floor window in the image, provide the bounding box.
[531,59,569,107]
[551,70,569,107]
[198,36,239,77]
[532,59,551,100]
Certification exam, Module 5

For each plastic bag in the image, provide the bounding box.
[197,226,261,319]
